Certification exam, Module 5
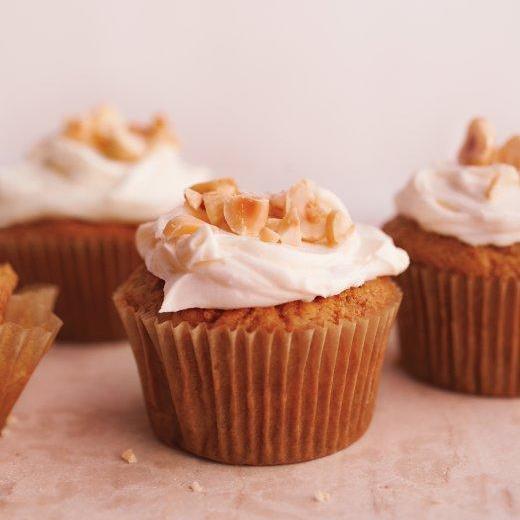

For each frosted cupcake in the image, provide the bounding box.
[0,264,62,430]
[0,106,210,341]
[384,118,520,396]
[114,178,409,465]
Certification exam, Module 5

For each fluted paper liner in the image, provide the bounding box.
[114,292,400,465]
[0,231,139,341]
[0,286,62,429]
[397,263,520,396]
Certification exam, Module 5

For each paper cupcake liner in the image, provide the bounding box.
[0,231,140,342]
[114,291,400,465]
[0,264,17,324]
[397,263,520,396]
[0,286,62,429]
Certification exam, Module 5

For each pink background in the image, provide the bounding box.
[1,0,520,223]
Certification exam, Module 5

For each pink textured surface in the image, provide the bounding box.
[1,337,520,519]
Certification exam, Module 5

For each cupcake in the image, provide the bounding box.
[0,263,62,430]
[114,178,409,465]
[384,118,520,396]
[0,106,211,341]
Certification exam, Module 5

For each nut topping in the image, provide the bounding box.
[269,191,287,218]
[190,178,238,196]
[497,136,520,171]
[164,215,205,240]
[259,226,281,243]
[278,207,302,246]
[285,180,329,242]
[266,217,282,231]
[458,118,496,166]
[166,178,354,248]
[458,117,520,172]
[184,188,203,210]
[202,191,230,227]
[223,195,269,235]
[62,105,177,162]
[326,210,354,246]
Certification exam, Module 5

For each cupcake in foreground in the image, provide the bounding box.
[0,264,62,430]
[384,118,520,396]
[0,106,211,341]
[114,178,409,465]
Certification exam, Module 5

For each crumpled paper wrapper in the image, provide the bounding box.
[0,231,139,342]
[0,286,62,429]
[115,289,401,465]
[397,263,520,396]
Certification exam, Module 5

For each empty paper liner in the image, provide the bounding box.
[397,263,520,396]
[0,285,62,429]
[114,289,400,465]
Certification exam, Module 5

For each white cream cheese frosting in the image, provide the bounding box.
[396,163,520,247]
[137,181,409,312]
[0,135,211,227]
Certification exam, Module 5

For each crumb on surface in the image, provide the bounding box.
[189,481,204,493]
[6,414,18,426]
[120,449,137,464]
[313,490,331,503]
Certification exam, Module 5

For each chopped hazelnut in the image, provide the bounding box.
[278,207,302,246]
[184,188,203,211]
[269,191,287,218]
[190,178,238,196]
[203,191,230,227]
[458,118,496,166]
[266,217,282,231]
[164,215,205,240]
[259,226,281,243]
[61,105,177,162]
[223,195,269,236]
[286,180,328,242]
[326,210,354,246]
[497,136,520,170]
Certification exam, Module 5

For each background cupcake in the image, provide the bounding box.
[114,177,408,465]
[0,264,62,430]
[384,118,520,396]
[0,106,211,341]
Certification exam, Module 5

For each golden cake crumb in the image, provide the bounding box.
[313,490,331,503]
[188,481,204,492]
[5,414,18,426]
[120,449,137,464]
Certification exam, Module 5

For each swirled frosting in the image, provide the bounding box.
[137,182,409,312]
[0,135,210,227]
[396,163,520,247]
